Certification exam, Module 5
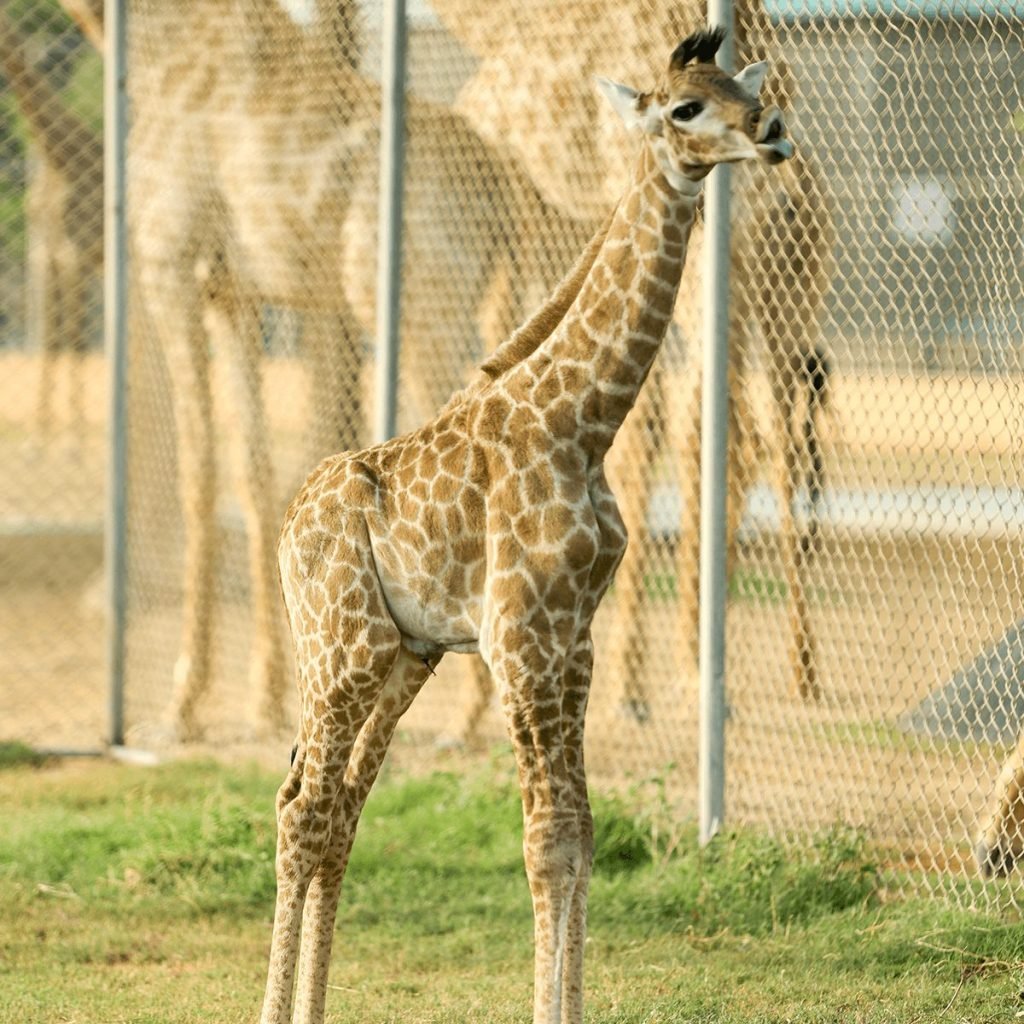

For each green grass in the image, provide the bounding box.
[0,758,1022,1023]
[0,740,48,769]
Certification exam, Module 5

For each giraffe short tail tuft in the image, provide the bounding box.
[801,344,831,555]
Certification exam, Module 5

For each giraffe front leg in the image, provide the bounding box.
[454,654,494,747]
[164,297,218,742]
[557,638,595,1024]
[605,370,664,723]
[773,429,819,701]
[200,281,289,735]
[671,362,703,675]
[488,626,587,1024]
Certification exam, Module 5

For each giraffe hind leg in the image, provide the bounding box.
[196,255,289,736]
[261,513,405,1024]
[292,647,437,1024]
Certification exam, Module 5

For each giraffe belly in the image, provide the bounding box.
[372,553,483,658]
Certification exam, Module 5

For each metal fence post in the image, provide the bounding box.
[104,0,129,748]
[374,0,408,444]
[698,3,735,846]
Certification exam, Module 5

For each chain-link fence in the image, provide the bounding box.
[4,0,1024,903]
[0,0,105,752]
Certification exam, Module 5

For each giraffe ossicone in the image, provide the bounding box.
[260,27,794,1024]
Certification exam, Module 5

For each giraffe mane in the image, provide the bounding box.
[669,26,726,69]
[437,208,616,413]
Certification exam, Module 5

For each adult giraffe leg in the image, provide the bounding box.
[767,344,820,701]
[154,273,217,741]
[198,268,289,733]
[671,280,764,679]
[605,365,665,720]
[304,308,366,460]
[32,246,61,434]
[753,152,833,701]
[60,253,92,440]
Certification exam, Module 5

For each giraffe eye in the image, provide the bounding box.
[671,101,703,122]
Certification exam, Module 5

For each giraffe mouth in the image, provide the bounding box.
[756,138,794,164]
[753,107,794,164]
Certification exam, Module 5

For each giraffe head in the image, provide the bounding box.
[597,26,793,189]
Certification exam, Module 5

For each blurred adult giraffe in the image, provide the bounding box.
[122,0,576,740]
[433,0,833,731]
[0,3,103,433]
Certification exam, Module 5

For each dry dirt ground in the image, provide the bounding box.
[2,351,1023,894]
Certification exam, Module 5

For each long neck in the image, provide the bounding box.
[516,143,699,462]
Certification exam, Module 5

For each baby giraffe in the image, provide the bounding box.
[261,27,794,1024]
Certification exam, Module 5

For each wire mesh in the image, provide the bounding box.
[4,0,1023,904]
[0,0,105,752]
[730,2,1024,902]
[395,0,1024,903]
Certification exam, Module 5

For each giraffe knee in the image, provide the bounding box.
[525,815,587,889]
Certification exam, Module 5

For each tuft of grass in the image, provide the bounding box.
[0,759,875,936]
[0,740,48,769]
[0,759,277,914]
[591,792,654,874]
[593,821,877,939]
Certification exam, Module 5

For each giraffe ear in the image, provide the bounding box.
[734,61,769,99]
[596,77,661,133]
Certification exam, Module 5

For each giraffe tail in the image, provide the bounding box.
[800,344,831,556]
